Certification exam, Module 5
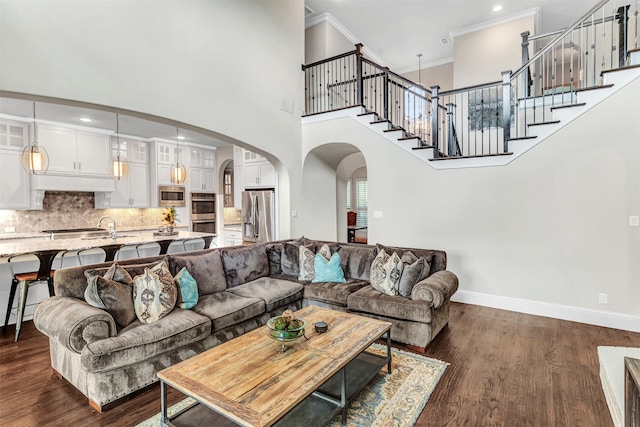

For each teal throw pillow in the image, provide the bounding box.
[312,253,346,283]
[174,267,199,309]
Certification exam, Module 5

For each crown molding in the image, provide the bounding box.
[305,12,387,67]
[449,7,541,40]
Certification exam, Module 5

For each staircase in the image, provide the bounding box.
[301,0,640,169]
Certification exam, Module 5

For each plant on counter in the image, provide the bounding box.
[161,207,180,226]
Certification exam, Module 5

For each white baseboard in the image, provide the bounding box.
[451,290,640,333]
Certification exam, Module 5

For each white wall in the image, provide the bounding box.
[300,76,640,328]
[0,0,305,239]
[305,21,355,64]
[454,16,535,87]
[402,62,454,92]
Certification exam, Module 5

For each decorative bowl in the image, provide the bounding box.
[267,316,307,352]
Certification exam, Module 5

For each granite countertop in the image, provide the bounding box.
[0,230,216,257]
[0,225,189,241]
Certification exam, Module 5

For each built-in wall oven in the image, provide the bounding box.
[191,192,216,234]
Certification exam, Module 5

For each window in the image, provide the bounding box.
[223,169,233,207]
[346,177,367,226]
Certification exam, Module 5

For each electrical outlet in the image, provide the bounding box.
[598,293,608,304]
[4,227,16,233]
[630,216,639,227]
[291,210,297,217]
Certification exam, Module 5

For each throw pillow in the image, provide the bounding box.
[281,241,312,277]
[370,249,390,293]
[298,245,316,281]
[174,267,198,309]
[370,250,403,296]
[133,261,177,324]
[84,263,136,328]
[398,251,430,298]
[312,252,346,283]
[88,276,136,328]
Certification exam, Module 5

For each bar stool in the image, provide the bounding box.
[182,238,205,253]
[76,243,123,265]
[203,235,215,249]
[135,239,174,258]
[3,249,63,341]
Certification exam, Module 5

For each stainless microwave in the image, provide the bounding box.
[158,186,186,207]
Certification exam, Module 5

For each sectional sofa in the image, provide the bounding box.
[33,238,458,411]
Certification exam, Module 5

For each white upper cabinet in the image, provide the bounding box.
[0,121,28,149]
[0,120,30,209]
[38,124,110,176]
[189,146,216,193]
[243,149,275,188]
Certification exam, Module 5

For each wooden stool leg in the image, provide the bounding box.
[3,278,18,332]
[14,279,29,341]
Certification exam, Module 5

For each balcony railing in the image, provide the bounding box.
[302,0,638,159]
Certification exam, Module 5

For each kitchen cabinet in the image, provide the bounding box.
[96,139,150,208]
[0,120,30,209]
[155,142,187,186]
[0,149,30,209]
[224,229,242,246]
[189,168,215,192]
[38,124,110,177]
[233,146,244,209]
[188,146,216,192]
[243,157,275,188]
[190,147,215,168]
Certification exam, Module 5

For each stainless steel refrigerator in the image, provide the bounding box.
[242,189,275,243]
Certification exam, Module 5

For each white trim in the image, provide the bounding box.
[451,290,640,333]
[304,12,387,67]
[449,7,541,40]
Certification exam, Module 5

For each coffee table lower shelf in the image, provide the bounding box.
[163,350,390,427]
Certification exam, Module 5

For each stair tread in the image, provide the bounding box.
[383,127,404,133]
[550,102,586,111]
[429,152,514,161]
[412,145,436,150]
[575,84,614,93]
[528,120,561,127]
[357,112,377,117]
[508,136,537,141]
[398,136,421,140]
[370,119,390,124]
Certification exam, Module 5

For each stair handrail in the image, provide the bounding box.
[511,0,609,80]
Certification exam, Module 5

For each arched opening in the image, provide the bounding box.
[300,143,367,243]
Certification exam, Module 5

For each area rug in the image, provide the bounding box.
[136,343,448,427]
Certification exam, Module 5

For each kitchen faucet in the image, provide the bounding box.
[97,216,117,239]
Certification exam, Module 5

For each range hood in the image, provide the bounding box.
[31,174,116,192]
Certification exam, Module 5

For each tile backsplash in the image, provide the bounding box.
[223,207,242,224]
[0,191,164,233]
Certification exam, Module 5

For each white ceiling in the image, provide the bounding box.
[304,0,605,72]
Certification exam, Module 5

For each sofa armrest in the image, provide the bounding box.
[411,270,459,309]
[34,296,117,354]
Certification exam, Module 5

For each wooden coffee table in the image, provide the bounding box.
[158,305,392,427]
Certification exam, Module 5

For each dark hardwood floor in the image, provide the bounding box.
[1,303,638,426]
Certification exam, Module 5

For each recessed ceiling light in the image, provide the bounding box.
[493,5,502,12]
[177,136,185,140]
[79,117,93,123]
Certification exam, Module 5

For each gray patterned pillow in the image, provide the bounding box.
[298,244,331,281]
[133,261,177,324]
[370,249,403,296]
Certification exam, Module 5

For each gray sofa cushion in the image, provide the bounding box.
[192,291,265,332]
[220,244,269,288]
[226,277,304,312]
[347,285,432,323]
[302,279,369,307]
[81,308,211,373]
[168,250,227,295]
[337,245,377,280]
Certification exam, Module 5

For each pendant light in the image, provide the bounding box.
[170,127,186,184]
[22,101,49,175]
[108,113,129,180]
